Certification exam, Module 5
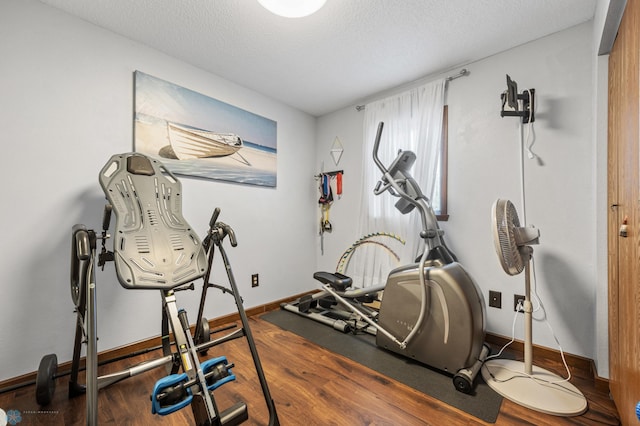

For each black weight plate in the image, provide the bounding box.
[197,317,211,355]
[35,354,58,406]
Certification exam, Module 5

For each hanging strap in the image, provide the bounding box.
[321,204,332,232]
[318,174,333,204]
[318,174,333,233]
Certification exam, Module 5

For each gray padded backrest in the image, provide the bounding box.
[99,153,207,290]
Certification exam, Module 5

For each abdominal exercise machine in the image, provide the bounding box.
[283,122,489,393]
[36,153,279,425]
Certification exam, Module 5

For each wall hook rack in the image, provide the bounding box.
[314,170,344,179]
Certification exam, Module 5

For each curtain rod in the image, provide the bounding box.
[355,68,469,111]
[445,68,469,82]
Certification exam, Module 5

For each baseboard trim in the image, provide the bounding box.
[1,291,608,396]
[0,290,316,394]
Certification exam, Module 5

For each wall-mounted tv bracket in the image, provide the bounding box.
[500,74,535,124]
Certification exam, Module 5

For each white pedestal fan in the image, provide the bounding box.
[481,199,587,416]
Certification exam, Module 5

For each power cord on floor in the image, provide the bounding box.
[483,256,572,387]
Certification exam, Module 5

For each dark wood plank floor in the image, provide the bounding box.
[0,314,620,425]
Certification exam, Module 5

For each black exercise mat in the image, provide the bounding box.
[262,309,502,423]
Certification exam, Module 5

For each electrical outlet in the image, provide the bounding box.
[251,274,259,287]
[489,290,502,309]
[514,294,525,312]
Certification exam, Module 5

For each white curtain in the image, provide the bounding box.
[350,79,446,288]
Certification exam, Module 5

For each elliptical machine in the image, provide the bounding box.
[285,122,488,393]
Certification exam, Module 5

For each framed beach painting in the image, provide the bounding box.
[134,71,277,187]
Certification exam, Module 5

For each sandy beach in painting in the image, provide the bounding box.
[135,119,277,187]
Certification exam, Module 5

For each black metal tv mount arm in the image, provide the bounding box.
[500,74,535,124]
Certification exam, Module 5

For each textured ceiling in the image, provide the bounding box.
[38,0,597,117]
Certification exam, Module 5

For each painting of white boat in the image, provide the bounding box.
[167,122,243,160]
[133,71,277,187]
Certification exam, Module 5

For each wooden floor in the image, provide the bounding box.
[0,313,620,425]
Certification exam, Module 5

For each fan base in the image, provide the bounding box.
[481,359,587,416]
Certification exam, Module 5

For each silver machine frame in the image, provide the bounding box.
[283,122,489,393]
[36,153,280,426]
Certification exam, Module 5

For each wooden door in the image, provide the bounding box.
[608,0,640,424]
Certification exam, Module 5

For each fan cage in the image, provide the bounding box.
[493,199,525,276]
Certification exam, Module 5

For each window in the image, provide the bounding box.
[353,79,447,287]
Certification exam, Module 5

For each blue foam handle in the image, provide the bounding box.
[151,373,192,416]
[636,401,640,420]
[201,356,236,391]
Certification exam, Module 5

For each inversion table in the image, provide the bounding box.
[35,153,280,426]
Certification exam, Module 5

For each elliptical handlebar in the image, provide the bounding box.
[371,121,420,204]
[372,122,388,176]
[369,122,451,349]
[372,121,403,197]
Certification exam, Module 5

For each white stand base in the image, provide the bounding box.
[481,359,587,416]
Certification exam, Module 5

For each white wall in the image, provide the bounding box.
[317,22,605,372]
[0,0,612,384]
[0,0,318,382]
[446,20,596,362]
[315,107,366,273]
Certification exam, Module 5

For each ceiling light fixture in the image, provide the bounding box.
[257,0,327,18]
